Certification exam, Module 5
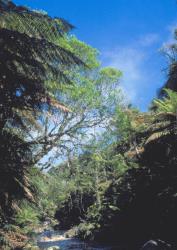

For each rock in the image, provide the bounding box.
[24,245,40,250]
[141,239,171,250]
[141,240,159,250]
[47,247,60,250]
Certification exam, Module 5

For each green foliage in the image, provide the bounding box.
[0,0,82,130]
[61,35,100,69]
[113,107,148,141]
[15,201,39,234]
[48,134,130,232]
[144,89,177,144]
[99,67,122,83]
[159,28,177,94]
[154,88,177,114]
[0,0,83,229]
[28,167,59,219]
[77,222,99,240]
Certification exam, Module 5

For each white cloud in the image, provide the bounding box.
[102,46,146,104]
[102,24,177,109]
[138,33,159,47]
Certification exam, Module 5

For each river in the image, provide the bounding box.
[37,229,120,250]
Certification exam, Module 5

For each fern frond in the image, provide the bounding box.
[145,130,171,145]
[0,0,74,42]
[154,88,177,115]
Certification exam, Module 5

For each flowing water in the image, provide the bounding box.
[37,229,119,250]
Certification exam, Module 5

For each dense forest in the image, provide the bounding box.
[0,1,177,249]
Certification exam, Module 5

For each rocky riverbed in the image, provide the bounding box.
[37,229,118,250]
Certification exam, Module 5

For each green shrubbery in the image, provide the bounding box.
[15,201,39,235]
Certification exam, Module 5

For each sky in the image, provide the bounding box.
[14,0,177,111]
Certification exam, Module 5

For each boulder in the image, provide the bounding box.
[24,246,40,250]
[47,247,60,250]
[141,240,158,250]
[141,240,171,250]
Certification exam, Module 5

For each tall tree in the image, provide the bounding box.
[0,0,82,221]
[29,36,123,168]
[0,0,82,130]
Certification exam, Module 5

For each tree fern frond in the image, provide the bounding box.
[153,88,177,115]
[0,1,84,131]
[154,112,176,123]
[145,130,171,145]
[0,0,74,42]
[0,27,83,113]
[0,28,83,77]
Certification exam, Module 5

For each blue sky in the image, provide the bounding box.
[15,0,177,111]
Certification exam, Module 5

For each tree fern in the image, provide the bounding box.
[159,28,177,94]
[0,0,83,224]
[0,0,74,39]
[0,0,83,131]
[154,88,177,114]
[141,89,177,145]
